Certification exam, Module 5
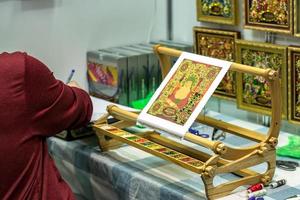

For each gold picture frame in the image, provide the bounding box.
[288,47,300,124]
[244,0,293,34]
[193,27,240,100]
[295,0,300,37]
[196,0,237,25]
[236,40,287,117]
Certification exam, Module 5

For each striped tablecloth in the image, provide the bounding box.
[47,111,300,200]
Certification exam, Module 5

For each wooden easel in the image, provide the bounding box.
[93,45,281,199]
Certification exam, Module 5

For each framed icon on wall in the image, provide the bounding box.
[288,47,300,124]
[193,27,240,100]
[236,40,288,117]
[244,0,293,34]
[196,0,237,25]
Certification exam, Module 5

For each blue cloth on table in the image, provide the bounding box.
[47,111,300,200]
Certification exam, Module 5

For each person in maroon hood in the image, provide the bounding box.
[0,52,93,200]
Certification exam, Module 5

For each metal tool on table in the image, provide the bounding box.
[276,160,299,171]
[212,128,226,141]
[285,194,300,200]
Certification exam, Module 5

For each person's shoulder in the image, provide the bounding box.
[0,51,27,67]
[0,51,28,75]
[0,51,27,59]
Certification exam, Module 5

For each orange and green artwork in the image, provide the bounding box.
[147,59,221,125]
[248,0,290,26]
[87,62,118,87]
[241,49,282,108]
[194,29,239,99]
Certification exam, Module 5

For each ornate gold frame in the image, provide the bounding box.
[288,46,300,124]
[193,27,240,100]
[236,40,287,118]
[196,0,237,25]
[244,0,293,34]
[295,0,300,37]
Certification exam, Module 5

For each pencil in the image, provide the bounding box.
[66,69,75,83]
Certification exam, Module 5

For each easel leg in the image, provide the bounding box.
[97,134,124,151]
[202,154,276,200]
